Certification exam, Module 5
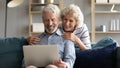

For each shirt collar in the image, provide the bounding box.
[56,28,62,36]
[42,28,62,36]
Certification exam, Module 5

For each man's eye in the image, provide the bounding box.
[51,19,54,21]
[63,19,67,21]
[52,19,55,21]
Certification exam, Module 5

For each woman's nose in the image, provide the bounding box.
[65,21,70,26]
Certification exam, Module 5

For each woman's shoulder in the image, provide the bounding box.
[74,24,88,33]
[77,23,87,29]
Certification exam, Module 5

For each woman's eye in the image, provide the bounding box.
[70,20,73,22]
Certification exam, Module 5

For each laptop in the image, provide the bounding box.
[23,45,59,67]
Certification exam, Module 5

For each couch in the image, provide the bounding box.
[0,37,120,68]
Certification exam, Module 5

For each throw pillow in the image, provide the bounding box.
[92,37,116,49]
[74,43,117,68]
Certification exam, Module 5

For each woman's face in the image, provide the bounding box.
[62,14,77,32]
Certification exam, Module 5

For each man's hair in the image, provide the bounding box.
[61,4,84,28]
[42,4,60,19]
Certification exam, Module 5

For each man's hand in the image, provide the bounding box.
[27,36,40,45]
[53,59,67,68]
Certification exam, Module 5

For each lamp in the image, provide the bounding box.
[4,0,23,37]
[7,0,23,8]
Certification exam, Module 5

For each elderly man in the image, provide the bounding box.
[27,4,76,68]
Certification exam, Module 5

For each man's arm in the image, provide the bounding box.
[63,40,76,68]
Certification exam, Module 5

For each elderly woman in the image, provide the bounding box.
[60,4,91,50]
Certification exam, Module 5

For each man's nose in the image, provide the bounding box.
[48,20,53,25]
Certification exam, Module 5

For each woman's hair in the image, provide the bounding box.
[42,4,60,19]
[61,4,84,28]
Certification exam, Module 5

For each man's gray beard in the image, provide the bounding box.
[45,27,58,34]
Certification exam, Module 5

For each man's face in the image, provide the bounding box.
[43,11,59,34]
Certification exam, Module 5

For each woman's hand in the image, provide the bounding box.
[62,32,88,50]
[62,32,78,42]
[27,36,40,45]
[53,59,67,68]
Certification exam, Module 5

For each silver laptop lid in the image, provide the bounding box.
[23,45,59,67]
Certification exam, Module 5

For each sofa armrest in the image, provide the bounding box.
[117,47,120,68]
[0,37,28,68]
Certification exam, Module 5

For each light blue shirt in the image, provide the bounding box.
[36,29,76,68]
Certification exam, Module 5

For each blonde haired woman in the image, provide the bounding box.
[61,4,91,50]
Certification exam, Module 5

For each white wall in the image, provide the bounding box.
[0,0,29,37]
[0,0,6,37]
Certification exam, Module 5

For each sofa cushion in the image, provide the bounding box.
[92,37,116,49]
[0,37,28,68]
[74,43,117,68]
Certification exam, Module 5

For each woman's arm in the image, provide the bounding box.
[62,32,88,50]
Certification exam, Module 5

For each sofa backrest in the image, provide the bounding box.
[0,37,28,68]
[0,37,119,68]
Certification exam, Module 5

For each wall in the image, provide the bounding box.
[6,0,29,37]
[0,0,91,38]
[0,0,119,44]
[0,0,6,37]
[0,0,29,37]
